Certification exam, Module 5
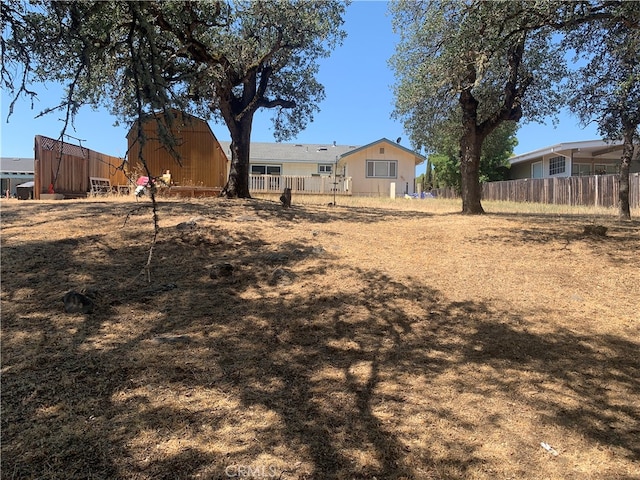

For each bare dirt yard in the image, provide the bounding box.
[1,196,639,480]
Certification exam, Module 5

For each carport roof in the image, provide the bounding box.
[509,139,625,165]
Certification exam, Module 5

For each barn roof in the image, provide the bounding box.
[126,109,215,137]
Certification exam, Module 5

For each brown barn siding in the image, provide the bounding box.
[127,112,228,188]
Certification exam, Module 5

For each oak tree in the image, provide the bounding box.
[390,1,612,214]
[564,3,640,219]
[2,1,347,199]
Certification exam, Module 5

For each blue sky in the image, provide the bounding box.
[1,1,600,175]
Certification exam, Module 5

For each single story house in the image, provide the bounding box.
[338,138,425,196]
[220,137,425,196]
[219,140,356,177]
[509,139,640,179]
[1,157,34,197]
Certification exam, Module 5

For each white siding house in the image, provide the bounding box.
[220,139,425,196]
[509,140,639,179]
[1,157,34,197]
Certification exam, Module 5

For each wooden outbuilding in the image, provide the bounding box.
[34,135,128,199]
[126,110,228,196]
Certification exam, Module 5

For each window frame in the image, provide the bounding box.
[571,163,592,176]
[318,164,333,174]
[366,160,398,179]
[548,156,566,176]
[532,161,543,179]
[251,164,282,175]
[595,164,618,175]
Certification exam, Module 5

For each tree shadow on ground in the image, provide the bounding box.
[473,213,640,266]
[2,204,639,480]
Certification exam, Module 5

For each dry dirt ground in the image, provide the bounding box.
[1,196,639,480]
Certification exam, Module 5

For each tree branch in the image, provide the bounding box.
[258,98,296,109]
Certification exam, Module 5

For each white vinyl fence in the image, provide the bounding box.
[249,174,352,195]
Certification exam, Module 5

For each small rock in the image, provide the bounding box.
[264,252,290,264]
[269,268,296,286]
[150,335,192,344]
[63,291,94,314]
[141,283,178,295]
[235,215,259,222]
[176,220,197,231]
[583,225,607,236]
[210,263,234,279]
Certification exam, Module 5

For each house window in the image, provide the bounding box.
[379,147,385,154]
[532,162,543,179]
[571,163,591,176]
[251,165,281,175]
[366,160,397,178]
[318,164,333,174]
[549,156,565,175]
[595,164,618,175]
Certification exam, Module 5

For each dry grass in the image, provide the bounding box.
[1,195,639,480]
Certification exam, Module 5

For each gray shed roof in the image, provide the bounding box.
[219,141,359,164]
[1,157,34,174]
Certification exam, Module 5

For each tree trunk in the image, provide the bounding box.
[460,137,485,214]
[222,116,253,199]
[459,91,485,214]
[618,122,634,220]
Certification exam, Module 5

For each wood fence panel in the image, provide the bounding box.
[435,174,639,208]
[630,176,635,207]
[34,135,127,198]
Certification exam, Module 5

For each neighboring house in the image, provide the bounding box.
[221,137,425,196]
[219,140,355,177]
[338,138,425,196]
[127,110,229,193]
[1,157,34,197]
[509,139,640,179]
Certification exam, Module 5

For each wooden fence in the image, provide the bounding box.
[433,173,640,208]
[34,135,129,199]
[249,174,352,195]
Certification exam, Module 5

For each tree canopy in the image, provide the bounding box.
[564,2,640,219]
[2,0,348,197]
[429,121,518,191]
[390,0,636,215]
